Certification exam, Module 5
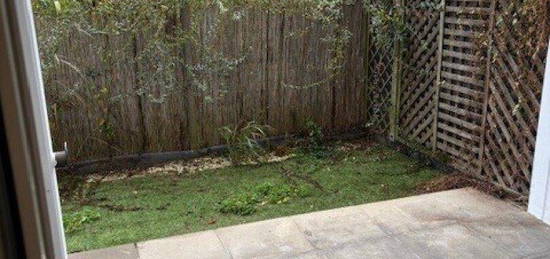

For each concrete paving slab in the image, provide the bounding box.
[291,204,387,249]
[256,250,325,259]
[356,190,482,235]
[430,188,524,219]
[396,224,513,259]
[319,235,420,259]
[382,188,516,231]
[523,251,550,259]
[137,230,230,259]
[68,244,138,259]
[463,213,550,257]
[360,201,452,235]
[215,217,314,258]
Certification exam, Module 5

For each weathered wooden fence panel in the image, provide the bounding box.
[41,4,367,161]
[435,0,493,172]
[479,0,548,194]
[369,0,548,195]
[398,0,441,148]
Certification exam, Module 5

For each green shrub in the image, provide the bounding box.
[218,182,312,215]
[218,121,270,165]
[302,119,335,159]
[218,193,257,216]
[253,182,276,196]
[294,184,314,198]
[305,119,324,147]
[255,182,293,204]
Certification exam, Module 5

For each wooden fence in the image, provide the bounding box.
[368,0,549,195]
[41,0,548,194]
[41,2,368,161]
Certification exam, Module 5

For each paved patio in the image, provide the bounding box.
[69,188,550,258]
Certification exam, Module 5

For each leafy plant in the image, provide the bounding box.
[218,121,270,165]
[218,182,312,215]
[254,182,302,204]
[305,119,324,147]
[218,193,257,216]
[303,119,333,158]
[63,207,101,233]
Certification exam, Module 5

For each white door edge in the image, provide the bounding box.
[0,0,67,258]
[529,38,550,224]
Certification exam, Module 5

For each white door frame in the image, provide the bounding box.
[0,0,67,258]
[529,38,550,223]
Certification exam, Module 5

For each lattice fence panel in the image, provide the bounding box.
[369,0,548,195]
[398,0,441,147]
[435,0,492,172]
[365,0,396,133]
[480,0,549,194]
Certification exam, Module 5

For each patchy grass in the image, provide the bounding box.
[62,142,442,252]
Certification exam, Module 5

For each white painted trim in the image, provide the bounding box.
[529,38,550,223]
[0,0,67,258]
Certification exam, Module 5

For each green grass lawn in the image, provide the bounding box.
[61,142,442,252]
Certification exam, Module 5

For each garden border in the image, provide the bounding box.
[57,129,370,175]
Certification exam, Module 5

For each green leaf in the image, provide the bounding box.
[54,0,61,13]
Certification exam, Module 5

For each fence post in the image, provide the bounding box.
[477,0,497,175]
[364,0,371,129]
[389,0,404,141]
[431,0,446,151]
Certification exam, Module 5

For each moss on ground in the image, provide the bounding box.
[62,143,442,252]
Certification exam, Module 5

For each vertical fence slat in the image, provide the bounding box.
[431,0,446,151]
[390,0,405,140]
[364,1,371,129]
[477,0,497,176]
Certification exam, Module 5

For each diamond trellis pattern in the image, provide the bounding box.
[366,0,548,195]
[480,0,548,195]
[365,0,396,134]
[398,0,441,148]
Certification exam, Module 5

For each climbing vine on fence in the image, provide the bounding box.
[34,0,368,159]
[34,0,359,100]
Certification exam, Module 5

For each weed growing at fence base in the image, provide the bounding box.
[61,142,442,253]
